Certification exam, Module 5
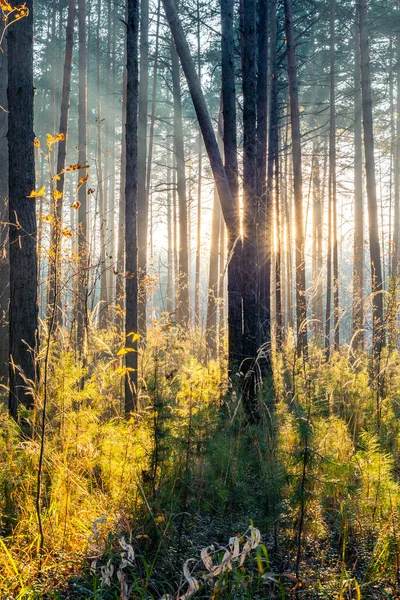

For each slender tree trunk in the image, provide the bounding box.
[194,0,202,327]
[353,15,364,348]
[8,0,38,417]
[48,0,76,327]
[167,145,173,314]
[330,0,339,351]
[221,0,242,374]
[116,22,127,332]
[137,0,149,335]
[77,0,88,357]
[358,0,384,360]
[125,0,139,415]
[257,0,269,345]
[97,0,108,328]
[311,136,323,341]
[283,0,307,355]
[0,37,8,385]
[171,40,189,325]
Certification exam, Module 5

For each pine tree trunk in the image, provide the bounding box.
[77,0,88,357]
[0,38,8,385]
[171,40,190,325]
[358,0,384,360]
[137,0,149,336]
[194,0,202,327]
[311,136,323,341]
[353,15,364,348]
[125,0,139,415]
[330,0,339,351]
[48,0,76,328]
[283,0,307,355]
[8,0,38,417]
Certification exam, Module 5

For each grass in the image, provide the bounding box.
[0,320,400,598]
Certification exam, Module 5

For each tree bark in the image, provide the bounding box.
[48,0,76,328]
[0,37,8,386]
[283,0,307,356]
[125,0,139,415]
[358,0,384,359]
[8,0,38,417]
[137,0,149,336]
[353,14,364,349]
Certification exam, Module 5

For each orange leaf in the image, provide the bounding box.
[71,201,81,210]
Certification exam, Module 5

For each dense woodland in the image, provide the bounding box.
[1,0,400,597]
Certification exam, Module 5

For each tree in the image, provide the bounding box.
[283,0,307,356]
[8,0,38,417]
[0,36,8,385]
[47,0,76,327]
[125,0,140,415]
[358,0,384,360]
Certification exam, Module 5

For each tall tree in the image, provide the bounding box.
[283,0,307,355]
[352,14,364,348]
[358,0,384,360]
[171,39,190,325]
[137,0,149,335]
[0,37,8,384]
[125,0,140,415]
[47,0,76,327]
[76,0,88,357]
[8,0,39,417]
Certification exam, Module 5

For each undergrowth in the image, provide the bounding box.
[1,322,400,599]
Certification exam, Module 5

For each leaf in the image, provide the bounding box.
[64,164,90,172]
[87,187,95,195]
[53,189,63,200]
[71,201,80,210]
[78,174,89,185]
[27,185,45,198]
[46,132,65,148]
[33,137,40,148]
[126,332,141,343]
[117,348,135,356]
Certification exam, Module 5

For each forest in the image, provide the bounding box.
[1,0,400,597]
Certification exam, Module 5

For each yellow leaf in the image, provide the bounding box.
[53,189,63,200]
[27,185,45,198]
[46,132,65,148]
[117,347,135,356]
[71,201,80,210]
[78,174,89,185]
[126,332,141,343]
[33,138,40,148]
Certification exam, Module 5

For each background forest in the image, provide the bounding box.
[1,0,400,598]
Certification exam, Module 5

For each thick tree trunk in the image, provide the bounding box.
[137,0,149,336]
[283,0,307,355]
[0,38,8,385]
[358,0,384,359]
[76,0,88,357]
[8,0,39,417]
[125,0,139,415]
[353,16,364,348]
[48,0,76,327]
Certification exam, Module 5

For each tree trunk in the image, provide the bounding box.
[8,0,39,417]
[76,0,88,357]
[283,0,307,356]
[48,0,76,328]
[311,136,323,341]
[358,0,384,360]
[171,39,190,325]
[137,0,149,336]
[353,14,364,349]
[194,0,202,327]
[330,0,339,351]
[0,37,8,386]
[125,0,139,415]
[221,0,242,374]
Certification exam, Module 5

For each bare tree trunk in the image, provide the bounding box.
[257,0,269,346]
[283,0,307,355]
[330,0,339,351]
[137,0,149,336]
[125,0,139,415]
[171,40,190,325]
[8,0,38,417]
[48,0,76,328]
[311,136,323,341]
[194,0,202,327]
[116,21,127,333]
[0,38,8,385]
[358,0,384,360]
[167,145,173,314]
[353,15,364,348]
[76,0,88,359]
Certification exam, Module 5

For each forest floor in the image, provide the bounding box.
[1,320,400,599]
